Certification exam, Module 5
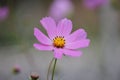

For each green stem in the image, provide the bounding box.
[47,58,55,80]
[51,58,57,80]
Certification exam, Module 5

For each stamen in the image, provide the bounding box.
[53,36,65,48]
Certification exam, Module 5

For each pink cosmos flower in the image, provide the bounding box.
[33,17,90,59]
[83,0,107,9]
[0,6,9,21]
[49,0,74,22]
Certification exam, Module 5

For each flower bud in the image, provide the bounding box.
[12,65,21,74]
[30,72,39,80]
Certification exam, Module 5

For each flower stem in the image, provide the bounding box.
[51,58,57,80]
[47,58,55,80]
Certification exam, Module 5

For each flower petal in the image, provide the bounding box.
[57,18,72,36]
[65,39,90,49]
[62,49,82,57]
[34,27,52,45]
[33,43,53,51]
[40,17,57,39]
[65,28,87,43]
[54,49,63,59]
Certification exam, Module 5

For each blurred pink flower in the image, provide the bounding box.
[83,0,107,9]
[33,17,90,59]
[12,64,21,74]
[0,6,9,21]
[49,0,74,22]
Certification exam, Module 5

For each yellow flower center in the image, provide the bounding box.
[53,36,65,48]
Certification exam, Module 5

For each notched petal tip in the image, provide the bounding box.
[33,43,39,50]
[34,27,38,31]
[65,39,90,49]
[57,18,72,36]
[77,28,87,39]
[78,28,87,35]
[86,39,90,47]
[61,18,72,23]
[62,17,69,20]
[33,27,52,45]
[54,49,63,59]
[34,27,40,36]
[34,27,38,34]
[33,43,41,50]
[62,49,83,57]
[80,39,90,48]
[58,18,72,25]
[33,43,37,47]
[73,51,83,57]
[82,39,90,48]
[79,28,86,32]
[40,16,53,23]
[39,16,57,40]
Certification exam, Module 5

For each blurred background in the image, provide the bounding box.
[0,0,120,80]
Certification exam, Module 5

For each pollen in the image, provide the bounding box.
[53,36,65,48]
